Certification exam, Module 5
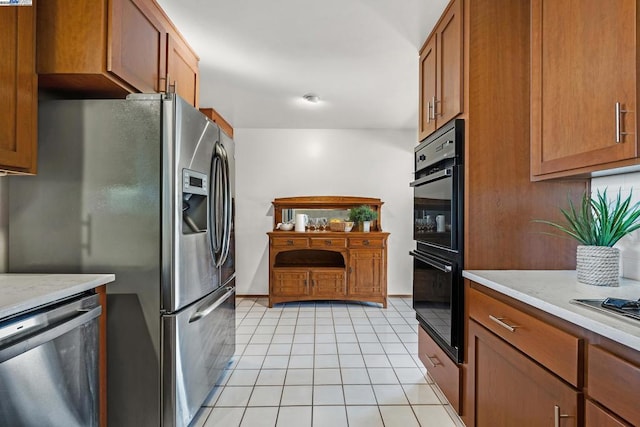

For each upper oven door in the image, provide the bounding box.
[411,164,461,252]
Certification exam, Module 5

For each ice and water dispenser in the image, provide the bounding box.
[182,169,208,234]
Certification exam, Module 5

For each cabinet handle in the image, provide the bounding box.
[424,354,441,368]
[349,267,353,274]
[427,100,433,123]
[615,102,632,143]
[489,315,519,332]
[287,239,294,246]
[325,240,332,246]
[363,240,370,246]
[312,279,315,287]
[553,405,571,427]
[432,96,441,117]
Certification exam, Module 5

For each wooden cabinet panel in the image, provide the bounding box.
[588,345,640,425]
[311,270,346,297]
[200,107,234,138]
[531,0,637,179]
[348,249,383,296]
[109,0,166,93]
[417,0,463,141]
[348,237,384,248]
[0,4,37,174]
[436,0,463,127]
[271,237,309,248]
[418,326,460,412]
[586,400,631,427]
[469,319,580,427]
[167,33,199,107]
[310,238,346,249]
[272,269,309,297]
[468,287,582,387]
[418,37,437,140]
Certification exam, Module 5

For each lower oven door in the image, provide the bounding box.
[410,250,462,362]
[162,281,236,427]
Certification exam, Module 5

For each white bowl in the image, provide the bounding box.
[278,223,294,231]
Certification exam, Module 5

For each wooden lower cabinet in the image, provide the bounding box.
[468,319,580,427]
[268,232,388,307]
[348,249,383,297]
[586,400,631,427]
[0,4,37,174]
[418,326,460,412]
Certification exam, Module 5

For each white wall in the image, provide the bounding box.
[591,172,640,280]
[234,128,415,296]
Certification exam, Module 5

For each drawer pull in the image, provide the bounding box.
[287,240,294,246]
[325,240,332,246]
[363,240,370,246]
[489,315,519,332]
[553,405,571,427]
[424,354,441,368]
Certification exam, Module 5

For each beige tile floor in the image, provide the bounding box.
[190,297,466,427]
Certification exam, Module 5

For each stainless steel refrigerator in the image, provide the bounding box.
[8,93,236,427]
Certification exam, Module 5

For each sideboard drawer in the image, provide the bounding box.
[588,345,640,425]
[468,287,582,387]
[310,238,346,248]
[349,237,384,248]
[271,237,309,248]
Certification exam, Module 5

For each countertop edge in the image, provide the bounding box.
[0,274,116,320]
[463,270,640,352]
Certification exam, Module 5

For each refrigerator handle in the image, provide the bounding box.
[219,143,232,267]
[209,149,222,264]
[189,286,235,323]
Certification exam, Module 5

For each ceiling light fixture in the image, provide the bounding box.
[302,93,320,103]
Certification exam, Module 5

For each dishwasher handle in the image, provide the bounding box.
[0,305,102,364]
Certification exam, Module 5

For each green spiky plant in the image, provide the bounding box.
[535,189,640,246]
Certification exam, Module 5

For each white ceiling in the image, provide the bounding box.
[156,0,449,129]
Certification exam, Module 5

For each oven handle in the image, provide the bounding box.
[410,168,452,187]
[410,250,453,273]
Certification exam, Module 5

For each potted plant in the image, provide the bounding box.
[348,205,378,232]
[536,189,640,286]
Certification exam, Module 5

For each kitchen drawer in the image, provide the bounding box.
[271,237,309,248]
[586,399,631,427]
[468,287,582,387]
[418,326,460,412]
[310,238,346,248]
[588,345,640,425]
[348,237,384,248]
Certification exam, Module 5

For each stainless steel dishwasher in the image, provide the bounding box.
[0,292,102,426]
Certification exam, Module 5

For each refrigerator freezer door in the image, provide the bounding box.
[162,281,236,427]
[163,95,219,312]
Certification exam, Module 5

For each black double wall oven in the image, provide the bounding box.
[410,119,464,363]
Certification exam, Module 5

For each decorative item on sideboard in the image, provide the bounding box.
[348,205,378,232]
[535,189,640,287]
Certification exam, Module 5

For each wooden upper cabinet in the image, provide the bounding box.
[37,0,199,106]
[531,0,637,179]
[167,33,199,107]
[109,0,166,94]
[201,108,234,139]
[418,0,463,141]
[0,4,37,174]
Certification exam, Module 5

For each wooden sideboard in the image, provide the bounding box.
[267,196,389,308]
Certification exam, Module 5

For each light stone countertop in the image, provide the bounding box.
[463,270,640,352]
[0,274,115,320]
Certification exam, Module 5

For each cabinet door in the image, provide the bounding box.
[348,250,383,297]
[435,0,463,127]
[311,270,346,297]
[0,4,36,173]
[272,269,309,297]
[531,0,637,178]
[585,400,631,427]
[468,320,580,427]
[167,33,199,107]
[419,36,437,141]
[109,0,166,93]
